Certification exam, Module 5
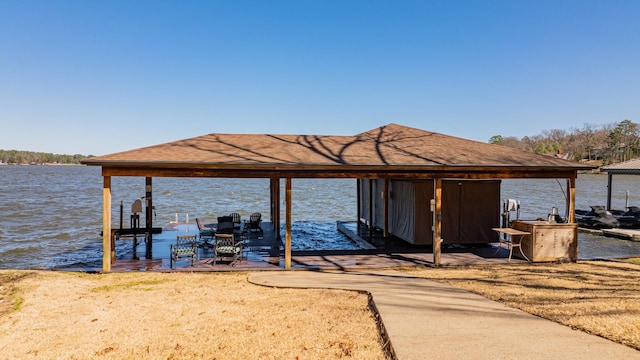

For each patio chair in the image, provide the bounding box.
[170,235,198,269]
[213,233,243,266]
[229,212,242,230]
[216,216,235,234]
[196,218,215,248]
[246,212,263,237]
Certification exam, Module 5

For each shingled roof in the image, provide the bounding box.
[600,158,640,174]
[81,123,593,178]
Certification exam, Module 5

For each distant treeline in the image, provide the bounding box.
[0,150,93,165]
[489,119,639,165]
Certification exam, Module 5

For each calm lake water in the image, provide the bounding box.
[1,166,640,269]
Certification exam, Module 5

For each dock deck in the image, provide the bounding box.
[579,226,640,241]
[65,221,527,272]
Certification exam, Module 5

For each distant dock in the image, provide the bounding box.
[579,227,640,241]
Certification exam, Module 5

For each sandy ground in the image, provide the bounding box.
[0,271,386,360]
[1,259,639,359]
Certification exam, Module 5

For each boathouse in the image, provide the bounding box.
[600,159,640,210]
[81,123,593,271]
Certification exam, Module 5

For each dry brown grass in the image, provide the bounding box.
[2,260,639,359]
[404,260,640,350]
[0,271,386,360]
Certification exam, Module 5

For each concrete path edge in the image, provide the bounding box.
[248,269,640,360]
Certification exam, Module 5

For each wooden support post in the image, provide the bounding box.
[103,176,112,272]
[433,178,442,266]
[272,178,281,240]
[356,179,361,224]
[285,177,292,268]
[568,176,576,223]
[145,177,153,259]
[111,230,116,263]
[270,178,274,232]
[368,179,373,230]
[383,178,389,237]
[569,175,578,261]
[276,178,281,240]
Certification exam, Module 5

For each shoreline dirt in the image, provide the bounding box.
[1,259,639,358]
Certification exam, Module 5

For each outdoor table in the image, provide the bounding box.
[492,227,531,262]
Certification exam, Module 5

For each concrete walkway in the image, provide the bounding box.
[248,270,640,360]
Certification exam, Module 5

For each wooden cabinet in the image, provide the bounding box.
[511,221,578,262]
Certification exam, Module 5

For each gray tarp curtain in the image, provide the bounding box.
[359,180,370,224]
[389,180,415,242]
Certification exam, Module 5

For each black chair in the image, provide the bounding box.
[216,216,234,234]
[229,212,242,230]
[246,212,263,237]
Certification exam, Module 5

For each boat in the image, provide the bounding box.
[575,206,621,229]
[609,206,640,228]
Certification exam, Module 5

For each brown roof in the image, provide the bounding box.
[81,123,593,178]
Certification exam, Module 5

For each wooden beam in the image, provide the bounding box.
[285,177,292,269]
[103,176,112,272]
[356,179,361,223]
[383,178,389,237]
[270,178,275,235]
[101,166,580,180]
[368,179,373,230]
[273,178,281,240]
[433,178,442,266]
[110,230,116,264]
[145,177,153,259]
[145,177,152,230]
[568,177,576,223]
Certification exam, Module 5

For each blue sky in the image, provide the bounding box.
[1,0,638,155]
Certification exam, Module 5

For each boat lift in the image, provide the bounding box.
[112,196,161,260]
[501,198,520,229]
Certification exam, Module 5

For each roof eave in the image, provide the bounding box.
[82,159,592,170]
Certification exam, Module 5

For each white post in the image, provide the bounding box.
[626,190,630,211]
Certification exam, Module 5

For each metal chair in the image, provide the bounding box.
[170,235,198,269]
[213,233,243,266]
[195,218,215,247]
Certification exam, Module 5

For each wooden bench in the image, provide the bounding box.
[170,235,198,269]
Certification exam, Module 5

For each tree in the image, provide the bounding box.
[489,135,503,144]
[484,120,636,165]
[0,149,91,164]
[607,120,639,163]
